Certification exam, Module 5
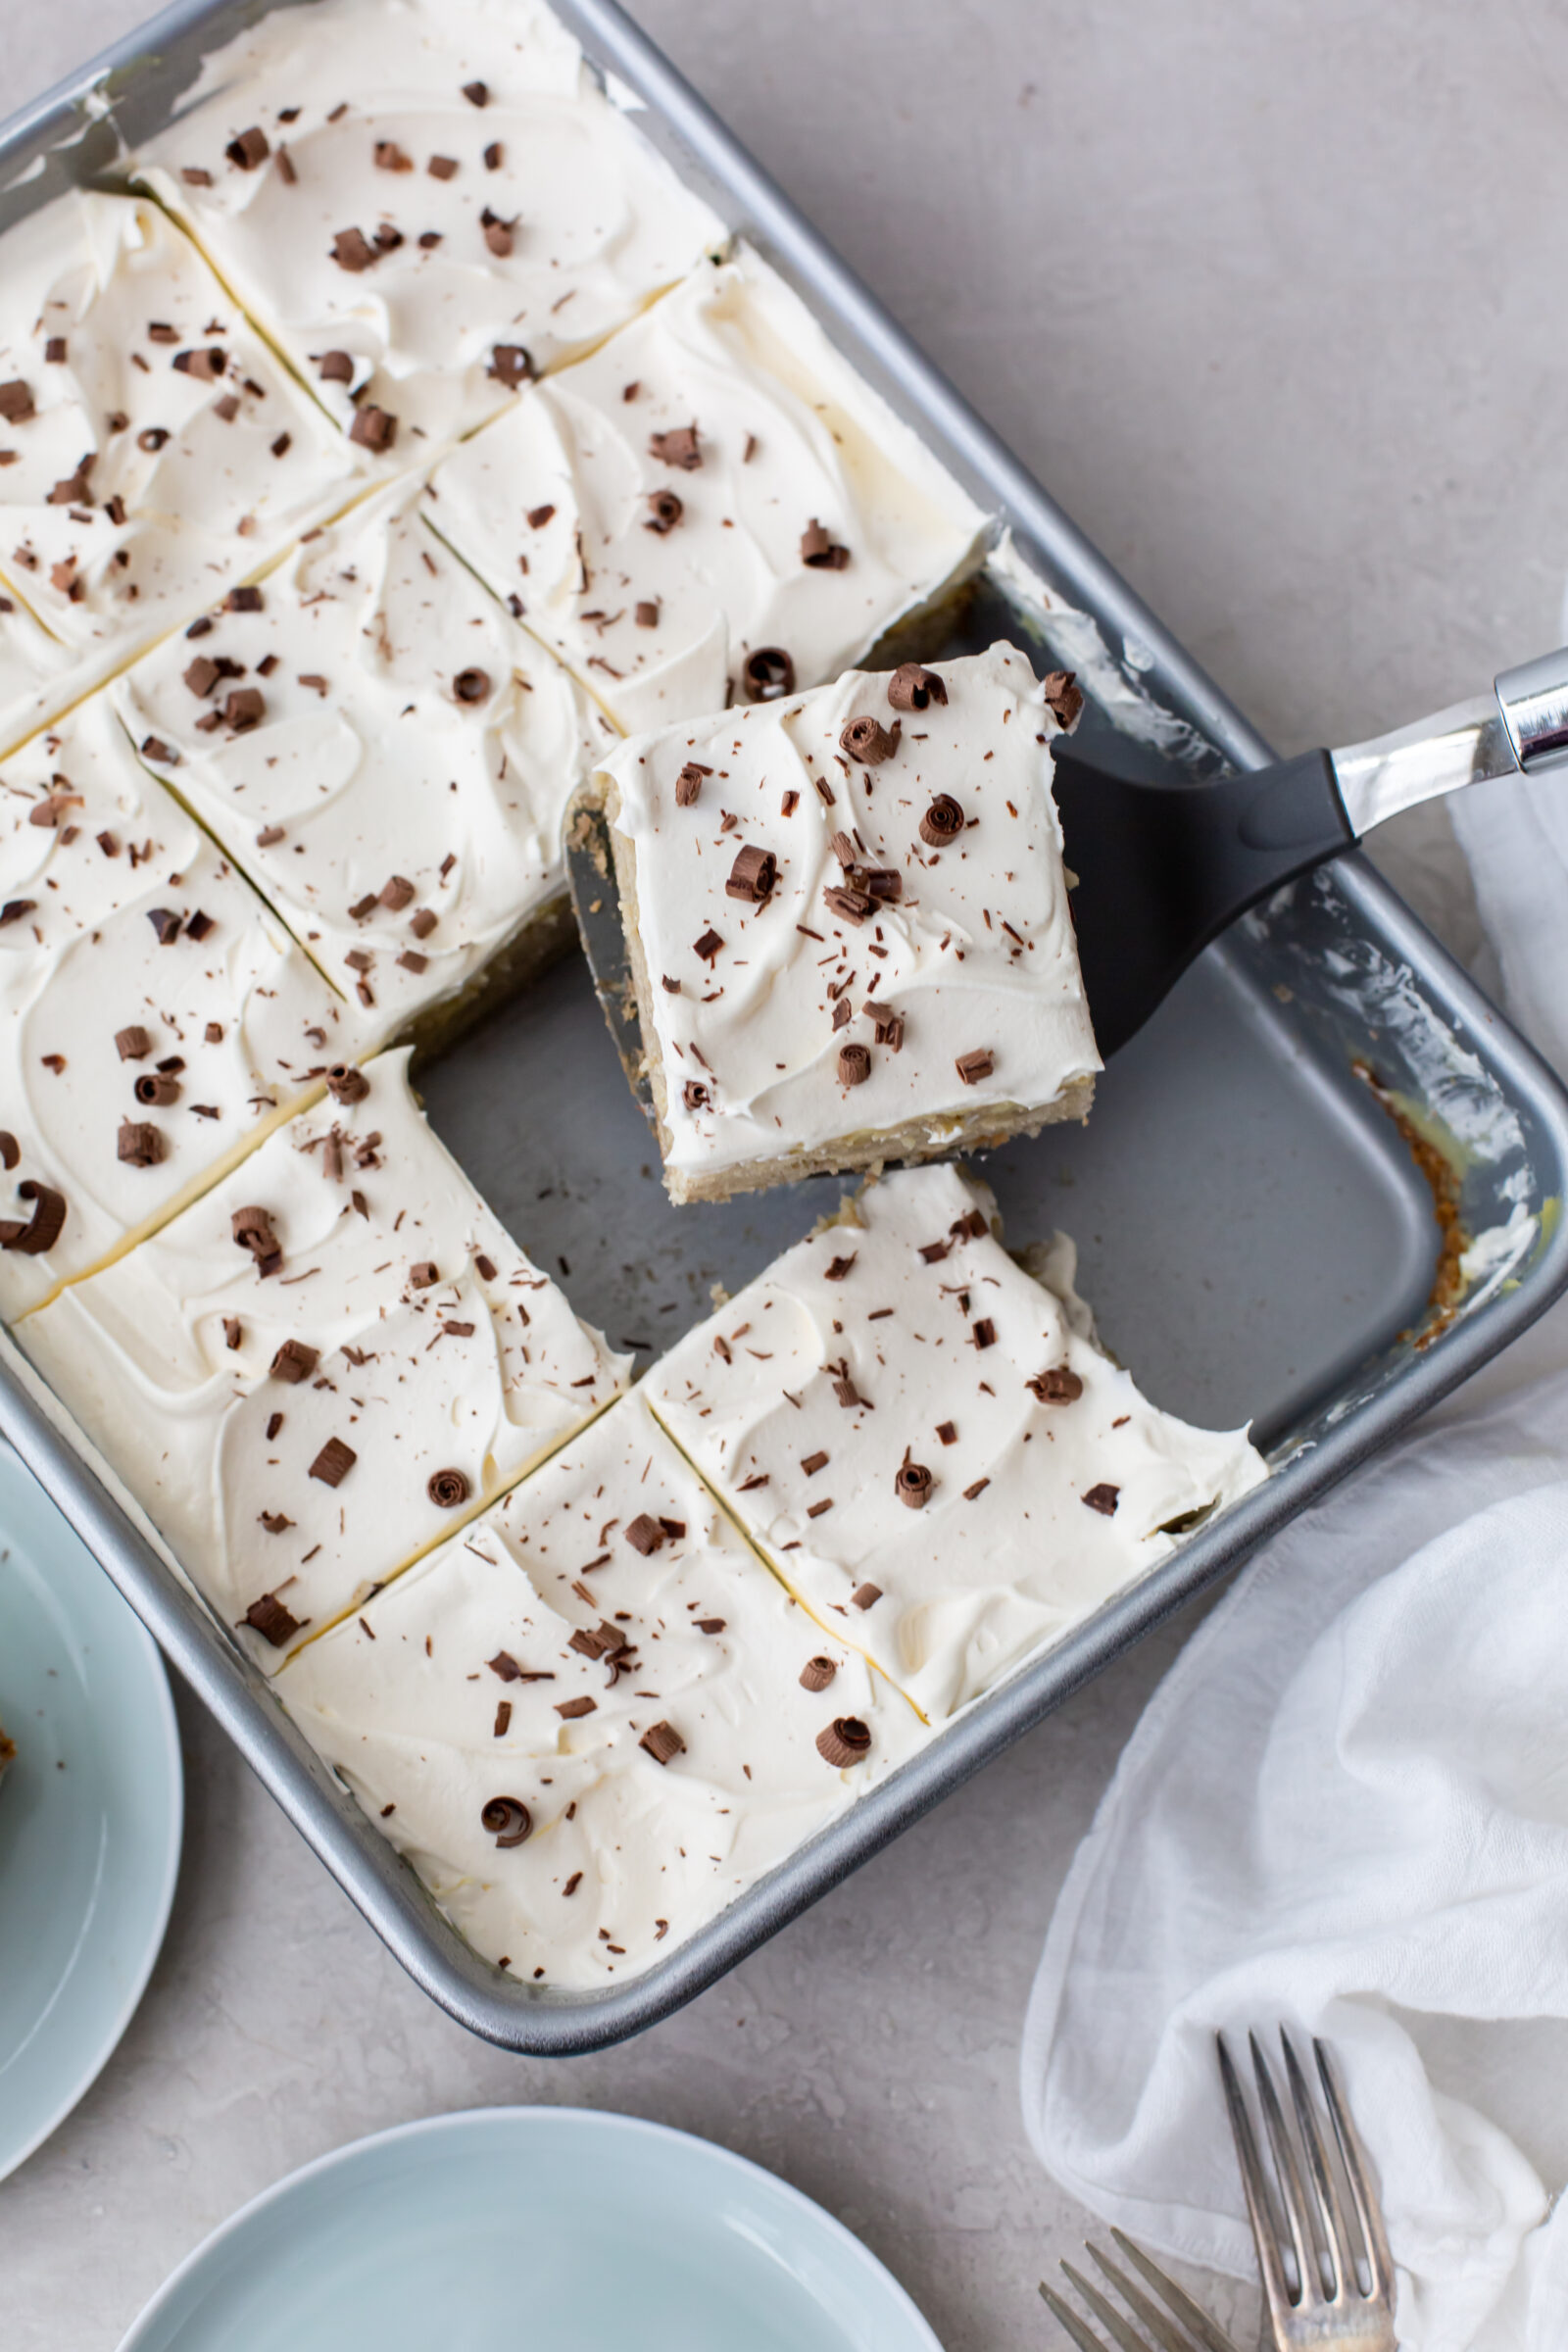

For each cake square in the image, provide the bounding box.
[0,194,362,677]
[20,1049,630,1669]
[115,478,618,1043]
[427,245,988,733]
[599,644,1100,1202]
[0,695,364,1319]
[279,1389,924,1985]
[648,1163,1267,1722]
[134,0,726,453]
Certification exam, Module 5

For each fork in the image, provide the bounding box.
[1040,2228,1244,2352]
[1217,2029,1397,2350]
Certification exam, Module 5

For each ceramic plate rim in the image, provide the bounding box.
[0,1445,183,2184]
[117,2102,945,2352]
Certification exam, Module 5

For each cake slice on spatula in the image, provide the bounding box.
[584,642,1100,1203]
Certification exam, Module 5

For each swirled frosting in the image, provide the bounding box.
[0,696,360,1317]
[601,643,1100,1196]
[650,1163,1267,1722]
[115,477,617,1036]
[428,245,987,732]
[21,1049,629,1669]
[280,1389,923,1985]
[135,0,725,450]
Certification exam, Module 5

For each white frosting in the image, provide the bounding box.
[649,1164,1268,1721]
[0,584,77,760]
[280,1389,924,1985]
[114,478,618,1035]
[0,193,361,666]
[428,245,988,732]
[21,1050,630,1669]
[135,0,725,450]
[0,696,362,1318]
[602,644,1101,1192]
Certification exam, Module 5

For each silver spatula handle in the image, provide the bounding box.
[1332,647,1568,837]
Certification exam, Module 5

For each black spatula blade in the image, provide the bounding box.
[1050,748,1354,1057]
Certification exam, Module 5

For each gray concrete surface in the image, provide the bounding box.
[5,2,1561,2343]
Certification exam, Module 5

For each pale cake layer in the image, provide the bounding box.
[602,645,1100,1198]
[20,1050,630,1672]
[135,0,725,452]
[280,1389,924,1986]
[115,478,618,1040]
[427,244,988,733]
[649,1163,1267,1723]
[0,696,364,1319]
[0,193,362,675]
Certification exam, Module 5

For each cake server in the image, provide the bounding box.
[1054,646,1568,1054]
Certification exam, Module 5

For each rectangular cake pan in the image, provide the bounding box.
[3,0,1567,2055]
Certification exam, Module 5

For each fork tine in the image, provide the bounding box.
[1107,2230,1245,2352]
[1250,2028,1320,2303]
[1040,2278,1117,2352]
[1281,2028,1356,2300]
[1086,2241,1211,2352]
[1314,2037,1396,2304]
[1060,2259,1156,2352]
[1216,2032,1297,2330]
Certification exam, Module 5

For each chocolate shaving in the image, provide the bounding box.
[624,1512,666,1555]
[951,1208,988,1241]
[674,760,710,807]
[223,1316,242,1349]
[639,1720,685,1766]
[427,1467,470,1508]
[270,1338,318,1384]
[725,844,775,904]
[955,1049,995,1086]
[487,1651,523,1681]
[493,1699,512,1737]
[555,1695,597,1720]
[0,1180,65,1253]
[816,1715,871,1768]
[1043,667,1084,729]
[802,1449,828,1475]
[409,1259,438,1288]
[184,654,220,698]
[971,1318,996,1349]
[850,1583,882,1610]
[373,139,413,172]
[801,517,850,569]
[232,1203,282,1275]
[895,1460,933,1509]
[919,794,965,847]
[682,1079,711,1112]
[349,404,397,451]
[226,584,263,612]
[117,1121,164,1168]
[225,126,270,170]
[0,1133,16,1171]
[331,226,377,271]
[172,346,226,381]
[645,488,683,532]
[0,901,36,926]
[693,926,723,963]
[325,1062,369,1104]
[840,714,900,764]
[115,1025,151,1061]
[379,875,415,911]
[635,600,660,627]
[799,1655,837,1692]
[133,1072,180,1106]
[463,79,489,106]
[649,425,702,469]
[488,343,532,388]
[1083,1483,1120,1516]
[873,1009,906,1052]
[481,1795,532,1847]
[823,884,872,926]
[823,1253,857,1281]
[318,350,355,383]
[0,381,34,424]
[837,1043,871,1088]
[742,646,795,702]
[1028,1366,1084,1403]
[224,687,265,732]
[888,662,948,712]
[242,1592,302,1647]
[309,1436,357,1488]
[481,215,515,258]
[453,666,491,704]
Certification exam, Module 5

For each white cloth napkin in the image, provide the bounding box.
[1021,770,1568,2351]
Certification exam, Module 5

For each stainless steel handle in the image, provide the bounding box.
[1330,646,1568,837]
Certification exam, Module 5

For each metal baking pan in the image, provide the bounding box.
[3,0,1567,2056]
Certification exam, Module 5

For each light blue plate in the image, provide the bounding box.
[120,2106,944,2351]
[0,1443,182,2181]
